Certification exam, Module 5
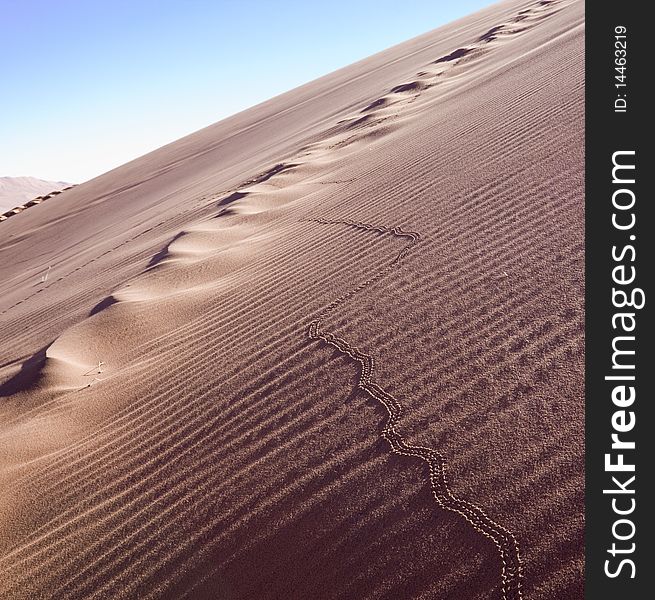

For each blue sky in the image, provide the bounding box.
[1,0,489,183]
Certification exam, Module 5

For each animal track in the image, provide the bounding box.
[1,0,563,320]
[306,219,523,600]
[1,4,567,596]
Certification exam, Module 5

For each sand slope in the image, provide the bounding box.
[0,1,584,598]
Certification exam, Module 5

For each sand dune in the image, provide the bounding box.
[0,0,584,598]
[0,177,72,213]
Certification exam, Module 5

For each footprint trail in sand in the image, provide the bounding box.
[0,1,582,598]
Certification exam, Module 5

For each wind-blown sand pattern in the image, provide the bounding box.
[306,219,522,600]
[0,0,583,598]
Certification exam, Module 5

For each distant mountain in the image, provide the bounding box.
[0,176,73,212]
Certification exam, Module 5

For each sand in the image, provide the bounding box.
[0,178,72,213]
[0,0,584,598]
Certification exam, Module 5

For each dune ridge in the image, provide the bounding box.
[0,0,583,598]
[0,178,74,215]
